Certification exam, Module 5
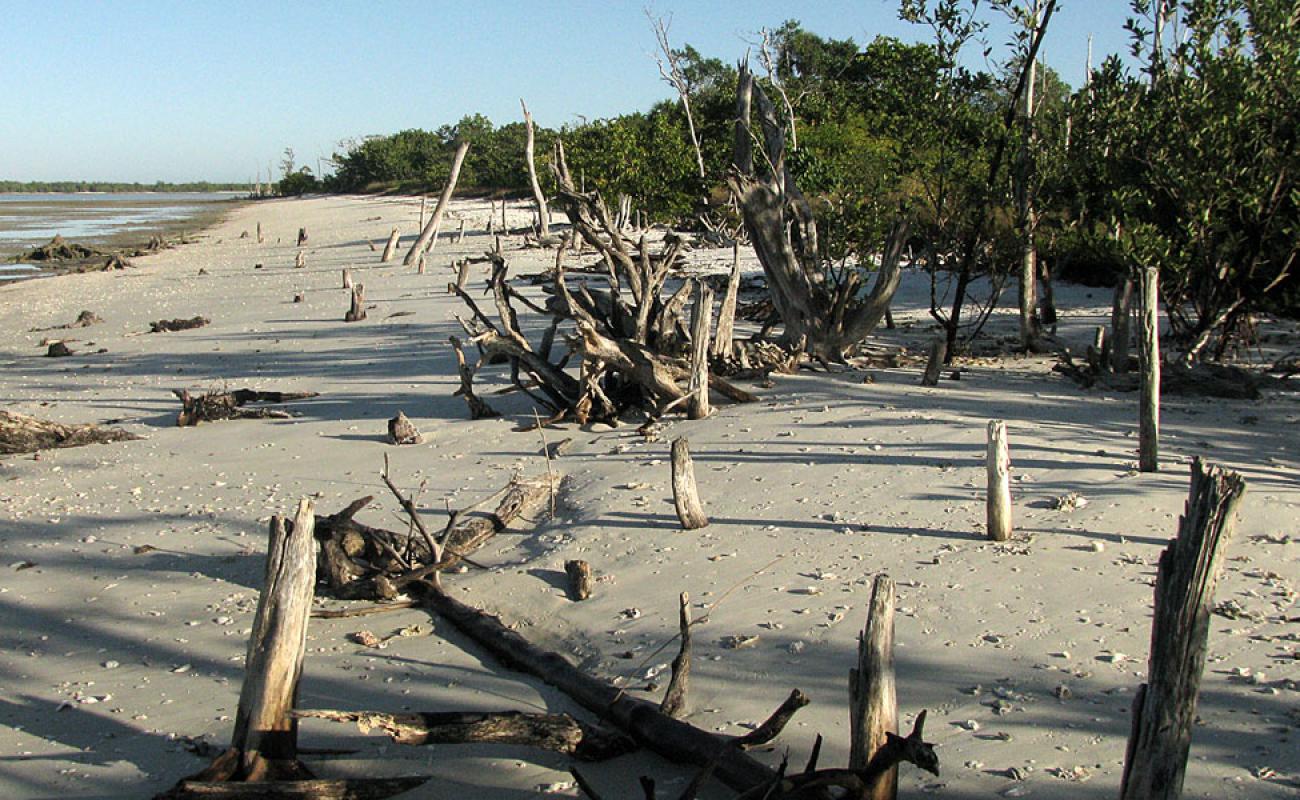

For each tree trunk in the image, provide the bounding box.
[671,437,708,530]
[921,338,947,387]
[1016,45,1041,352]
[712,243,741,360]
[230,500,317,780]
[520,99,552,234]
[565,560,593,601]
[1138,266,1161,472]
[1111,276,1135,373]
[403,141,470,266]
[345,284,366,323]
[849,575,897,800]
[1119,460,1245,800]
[381,228,400,262]
[986,421,1012,542]
[687,281,714,420]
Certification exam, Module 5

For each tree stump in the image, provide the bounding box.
[345,284,366,323]
[921,338,947,386]
[342,268,352,289]
[294,251,306,269]
[986,421,1012,541]
[565,560,593,601]
[1120,460,1246,800]
[46,341,73,357]
[1138,265,1160,472]
[404,141,469,266]
[256,222,263,244]
[660,591,692,718]
[380,228,400,262]
[387,411,422,445]
[296,227,308,247]
[687,281,714,420]
[671,438,708,530]
[711,243,741,361]
[849,574,897,800]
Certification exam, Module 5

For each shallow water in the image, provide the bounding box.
[0,192,240,254]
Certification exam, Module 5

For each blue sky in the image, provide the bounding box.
[0,1,1141,183]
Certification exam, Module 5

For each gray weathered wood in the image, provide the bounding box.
[520,98,552,234]
[986,420,1012,541]
[230,499,316,779]
[711,243,741,360]
[687,281,714,420]
[565,559,593,601]
[849,574,898,800]
[380,228,400,262]
[1138,265,1161,472]
[344,284,365,323]
[1119,460,1246,800]
[403,140,469,266]
[671,438,708,530]
[660,591,692,718]
[921,338,947,387]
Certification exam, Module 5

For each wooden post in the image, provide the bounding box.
[687,281,714,420]
[849,575,897,800]
[711,243,741,361]
[418,195,426,232]
[381,227,400,262]
[256,222,263,244]
[230,499,317,779]
[403,140,469,266]
[564,560,593,601]
[986,421,1012,542]
[500,198,507,231]
[1138,265,1160,472]
[456,219,466,244]
[345,284,365,322]
[1111,276,1135,373]
[520,98,552,234]
[1120,460,1246,800]
[297,227,308,247]
[920,338,947,386]
[670,438,708,530]
[342,268,352,289]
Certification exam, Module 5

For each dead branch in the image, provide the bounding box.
[173,389,318,427]
[0,409,141,455]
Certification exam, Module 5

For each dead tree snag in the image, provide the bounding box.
[671,438,708,530]
[404,141,469,266]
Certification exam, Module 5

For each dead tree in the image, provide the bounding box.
[671,438,709,530]
[345,284,366,322]
[173,388,318,427]
[649,12,706,179]
[1120,460,1246,800]
[849,575,897,800]
[730,64,910,362]
[1,410,140,455]
[1138,265,1161,472]
[381,227,400,262]
[986,421,1012,541]
[520,98,551,233]
[404,140,470,266]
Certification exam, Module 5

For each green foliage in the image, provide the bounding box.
[277,167,319,196]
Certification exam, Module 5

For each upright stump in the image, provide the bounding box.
[381,228,400,262]
[986,421,1012,542]
[687,281,714,420]
[1138,265,1161,472]
[670,438,708,530]
[345,284,365,323]
[849,574,897,800]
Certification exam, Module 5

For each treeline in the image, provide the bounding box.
[0,180,250,193]
[309,2,1297,356]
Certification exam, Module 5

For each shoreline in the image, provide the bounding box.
[0,195,1295,799]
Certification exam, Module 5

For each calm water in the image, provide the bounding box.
[0,192,241,254]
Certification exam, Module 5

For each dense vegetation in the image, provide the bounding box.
[312,0,1297,358]
[0,180,249,193]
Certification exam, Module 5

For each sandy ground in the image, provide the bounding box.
[0,195,1296,799]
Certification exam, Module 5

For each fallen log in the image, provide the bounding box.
[174,389,319,427]
[150,316,210,333]
[293,709,635,761]
[1,409,141,455]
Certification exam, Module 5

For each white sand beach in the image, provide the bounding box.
[1,195,1295,799]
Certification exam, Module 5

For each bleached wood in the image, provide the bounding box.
[1138,265,1161,472]
[671,438,708,530]
[687,281,714,420]
[403,140,469,266]
[380,228,400,262]
[849,575,897,800]
[986,421,1012,541]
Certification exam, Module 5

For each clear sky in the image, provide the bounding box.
[0,1,1141,184]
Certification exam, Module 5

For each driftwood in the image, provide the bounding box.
[157,777,427,799]
[150,316,210,333]
[293,709,634,761]
[520,98,551,234]
[1120,460,1246,800]
[848,575,897,800]
[404,141,469,266]
[386,411,422,445]
[671,438,708,530]
[660,592,693,718]
[565,559,593,601]
[31,310,102,331]
[0,409,140,455]
[21,234,104,261]
[449,335,501,419]
[173,388,318,427]
[1138,265,1160,472]
[345,284,366,322]
[45,341,73,357]
[986,421,1012,542]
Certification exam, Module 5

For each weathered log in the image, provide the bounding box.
[293,709,634,761]
[920,338,946,387]
[415,580,785,793]
[156,776,428,800]
[404,141,469,266]
[386,411,422,445]
[0,409,140,455]
[1138,265,1160,472]
[150,316,210,333]
[687,282,714,420]
[565,559,593,601]
[345,284,366,322]
[986,421,1012,542]
[380,228,400,262]
[671,438,708,530]
[660,591,692,718]
[849,575,897,800]
[32,309,102,331]
[711,243,741,361]
[174,389,318,427]
[1119,460,1245,800]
